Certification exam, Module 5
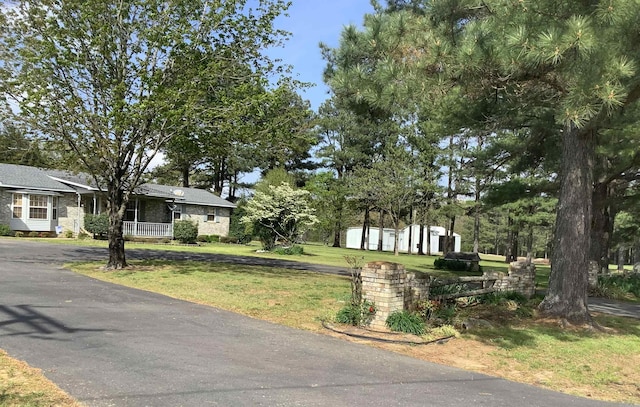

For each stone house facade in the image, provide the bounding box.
[0,163,235,237]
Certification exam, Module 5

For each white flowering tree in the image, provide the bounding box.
[242,182,318,249]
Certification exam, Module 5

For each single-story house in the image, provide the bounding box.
[0,163,235,238]
[345,225,461,254]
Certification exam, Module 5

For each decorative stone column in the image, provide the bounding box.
[362,262,406,330]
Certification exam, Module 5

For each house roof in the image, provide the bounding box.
[137,183,236,208]
[0,163,235,208]
[0,163,75,193]
[45,169,100,191]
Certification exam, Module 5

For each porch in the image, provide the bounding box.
[123,221,173,238]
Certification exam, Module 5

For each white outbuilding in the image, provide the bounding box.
[345,225,461,254]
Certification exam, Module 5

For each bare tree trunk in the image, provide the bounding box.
[332,204,342,247]
[407,207,413,255]
[418,221,425,255]
[526,225,534,264]
[473,182,481,253]
[539,124,593,325]
[618,247,625,272]
[360,207,369,250]
[448,216,456,253]
[377,210,384,252]
[590,182,610,274]
[181,166,190,188]
[393,219,400,256]
[106,185,127,269]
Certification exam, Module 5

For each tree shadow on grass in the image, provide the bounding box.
[470,314,640,351]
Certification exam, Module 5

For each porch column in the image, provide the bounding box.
[134,198,139,236]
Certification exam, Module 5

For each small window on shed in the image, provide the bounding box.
[206,208,221,223]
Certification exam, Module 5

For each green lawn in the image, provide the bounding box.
[23,236,547,276]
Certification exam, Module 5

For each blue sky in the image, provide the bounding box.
[269,0,375,110]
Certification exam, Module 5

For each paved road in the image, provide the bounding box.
[0,240,634,406]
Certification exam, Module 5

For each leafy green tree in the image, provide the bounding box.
[0,123,53,167]
[349,146,420,255]
[241,181,318,249]
[305,171,354,247]
[0,0,290,268]
[367,0,640,324]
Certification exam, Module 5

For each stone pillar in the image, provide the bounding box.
[362,262,406,330]
[508,261,537,298]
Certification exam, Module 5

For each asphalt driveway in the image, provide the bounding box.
[0,240,634,406]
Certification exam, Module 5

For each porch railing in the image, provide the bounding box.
[123,221,173,238]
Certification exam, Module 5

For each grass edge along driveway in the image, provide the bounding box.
[68,258,640,405]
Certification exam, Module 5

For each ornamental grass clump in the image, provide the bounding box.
[386,310,426,335]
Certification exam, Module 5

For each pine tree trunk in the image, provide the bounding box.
[505,215,513,262]
[181,166,190,188]
[447,216,456,253]
[407,208,413,255]
[377,210,384,252]
[106,186,127,269]
[473,180,481,253]
[418,222,425,255]
[618,247,625,272]
[360,207,369,250]
[393,220,400,256]
[590,182,610,274]
[332,205,342,247]
[539,124,593,325]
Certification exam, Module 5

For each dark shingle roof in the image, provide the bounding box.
[0,163,75,192]
[137,183,235,208]
[0,163,235,208]
[45,169,100,190]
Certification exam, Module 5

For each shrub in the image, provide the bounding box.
[596,274,640,299]
[197,235,209,243]
[159,238,171,244]
[207,234,220,243]
[431,324,459,338]
[228,202,254,245]
[64,230,74,238]
[28,231,39,237]
[14,231,24,237]
[434,258,470,272]
[0,224,13,236]
[480,291,527,305]
[39,232,50,238]
[173,220,198,244]
[386,311,426,335]
[335,301,376,326]
[273,245,304,255]
[220,236,239,244]
[84,213,109,237]
[77,231,89,240]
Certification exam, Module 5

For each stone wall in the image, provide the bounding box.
[362,260,536,329]
[0,190,11,225]
[57,193,81,235]
[181,205,232,237]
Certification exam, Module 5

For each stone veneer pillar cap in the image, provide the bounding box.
[364,261,404,269]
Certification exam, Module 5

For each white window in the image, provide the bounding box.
[206,208,221,223]
[29,194,48,220]
[52,197,58,220]
[12,194,23,219]
[173,205,182,220]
